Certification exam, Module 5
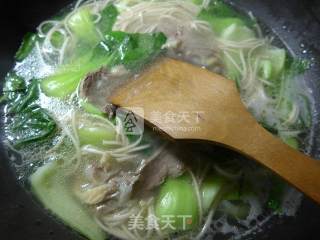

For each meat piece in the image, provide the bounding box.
[80,65,132,111]
[133,146,185,196]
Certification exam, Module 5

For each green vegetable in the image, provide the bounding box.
[15,33,38,61]
[290,58,310,75]
[282,136,299,149]
[218,24,256,81]
[197,1,257,82]
[201,175,227,213]
[274,58,311,131]
[204,0,245,19]
[2,72,26,105]
[41,70,86,98]
[6,80,39,114]
[3,77,57,148]
[30,161,106,240]
[80,99,105,117]
[78,124,116,148]
[41,31,167,98]
[258,60,273,79]
[9,106,56,148]
[197,0,255,29]
[102,31,167,70]
[155,175,199,231]
[97,4,119,34]
[40,52,104,98]
[214,18,246,35]
[256,47,286,80]
[220,23,255,41]
[192,0,203,5]
[198,13,246,36]
[3,72,26,92]
[68,7,100,44]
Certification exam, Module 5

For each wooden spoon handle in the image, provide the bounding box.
[223,120,320,204]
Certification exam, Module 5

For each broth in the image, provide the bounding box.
[2,0,312,239]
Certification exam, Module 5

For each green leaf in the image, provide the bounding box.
[197,0,255,29]
[205,0,241,18]
[97,4,119,34]
[9,106,56,148]
[103,31,167,69]
[2,72,26,104]
[3,72,26,92]
[41,31,167,98]
[6,80,39,114]
[15,33,38,61]
[290,58,310,75]
[4,78,57,148]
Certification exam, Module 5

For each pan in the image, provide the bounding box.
[0,0,319,239]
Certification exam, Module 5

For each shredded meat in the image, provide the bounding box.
[77,182,118,205]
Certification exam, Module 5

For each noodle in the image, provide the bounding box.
[5,1,308,240]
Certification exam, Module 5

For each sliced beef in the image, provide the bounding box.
[133,146,185,197]
[80,65,132,111]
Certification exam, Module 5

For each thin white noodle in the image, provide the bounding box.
[195,208,216,240]
[214,164,242,180]
[189,169,203,224]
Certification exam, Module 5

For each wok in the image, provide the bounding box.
[0,0,320,239]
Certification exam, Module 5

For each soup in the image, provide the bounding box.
[1,0,312,239]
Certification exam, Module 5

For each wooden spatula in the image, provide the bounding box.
[110,58,320,204]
